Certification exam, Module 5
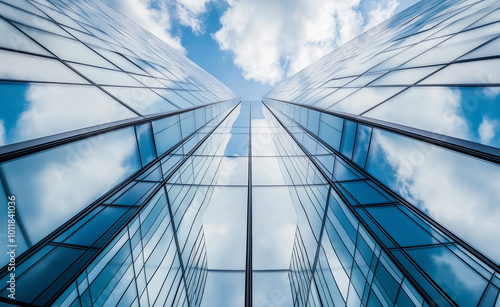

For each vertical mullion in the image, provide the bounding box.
[245,102,253,307]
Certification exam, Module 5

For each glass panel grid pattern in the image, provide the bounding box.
[1,0,500,306]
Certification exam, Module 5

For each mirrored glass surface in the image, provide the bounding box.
[252,157,286,185]
[0,128,140,245]
[366,86,500,148]
[202,187,247,270]
[252,272,293,307]
[104,86,178,116]
[0,82,137,145]
[252,187,297,270]
[0,50,88,84]
[201,272,244,307]
[366,129,500,263]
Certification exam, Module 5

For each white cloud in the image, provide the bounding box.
[364,0,399,31]
[478,117,497,145]
[214,0,400,85]
[104,0,185,52]
[175,0,214,34]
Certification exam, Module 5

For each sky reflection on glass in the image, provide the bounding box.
[0,82,137,145]
[366,129,500,263]
[366,86,500,148]
[0,128,140,245]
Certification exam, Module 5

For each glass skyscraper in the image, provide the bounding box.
[0,0,499,306]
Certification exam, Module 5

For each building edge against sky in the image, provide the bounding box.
[0,0,499,307]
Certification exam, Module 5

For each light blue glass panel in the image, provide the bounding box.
[329,87,404,115]
[314,88,358,109]
[252,157,286,185]
[0,50,88,83]
[202,187,247,270]
[370,67,441,86]
[366,86,500,148]
[253,187,297,270]
[201,272,244,307]
[104,86,177,116]
[340,120,357,159]
[135,123,156,166]
[319,113,343,151]
[69,63,144,86]
[215,157,248,186]
[366,129,500,263]
[253,272,293,306]
[0,18,50,55]
[64,206,130,247]
[152,115,182,156]
[21,26,116,69]
[221,133,249,156]
[0,3,68,36]
[154,89,195,109]
[352,124,372,168]
[0,83,137,145]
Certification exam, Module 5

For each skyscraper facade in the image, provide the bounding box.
[0,0,499,306]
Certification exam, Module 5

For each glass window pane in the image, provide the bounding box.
[329,87,404,115]
[18,248,88,302]
[370,66,442,86]
[202,187,247,270]
[135,123,156,166]
[339,181,390,205]
[215,157,248,186]
[0,18,50,55]
[21,26,116,69]
[69,63,144,87]
[252,157,286,185]
[253,187,297,270]
[0,50,88,83]
[112,182,156,206]
[0,128,140,245]
[201,272,244,307]
[353,124,372,168]
[105,86,177,116]
[420,59,500,85]
[64,206,130,247]
[340,120,357,159]
[406,246,488,307]
[0,3,68,36]
[366,128,500,263]
[253,272,293,306]
[313,88,358,109]
[0,82,137,145]
[366,206,439,247]
[152,115,182,156]
[153,89,195,109]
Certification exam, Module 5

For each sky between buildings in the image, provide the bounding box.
[103,0,420,100]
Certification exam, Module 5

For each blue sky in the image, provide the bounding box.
[104,0,419,100]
